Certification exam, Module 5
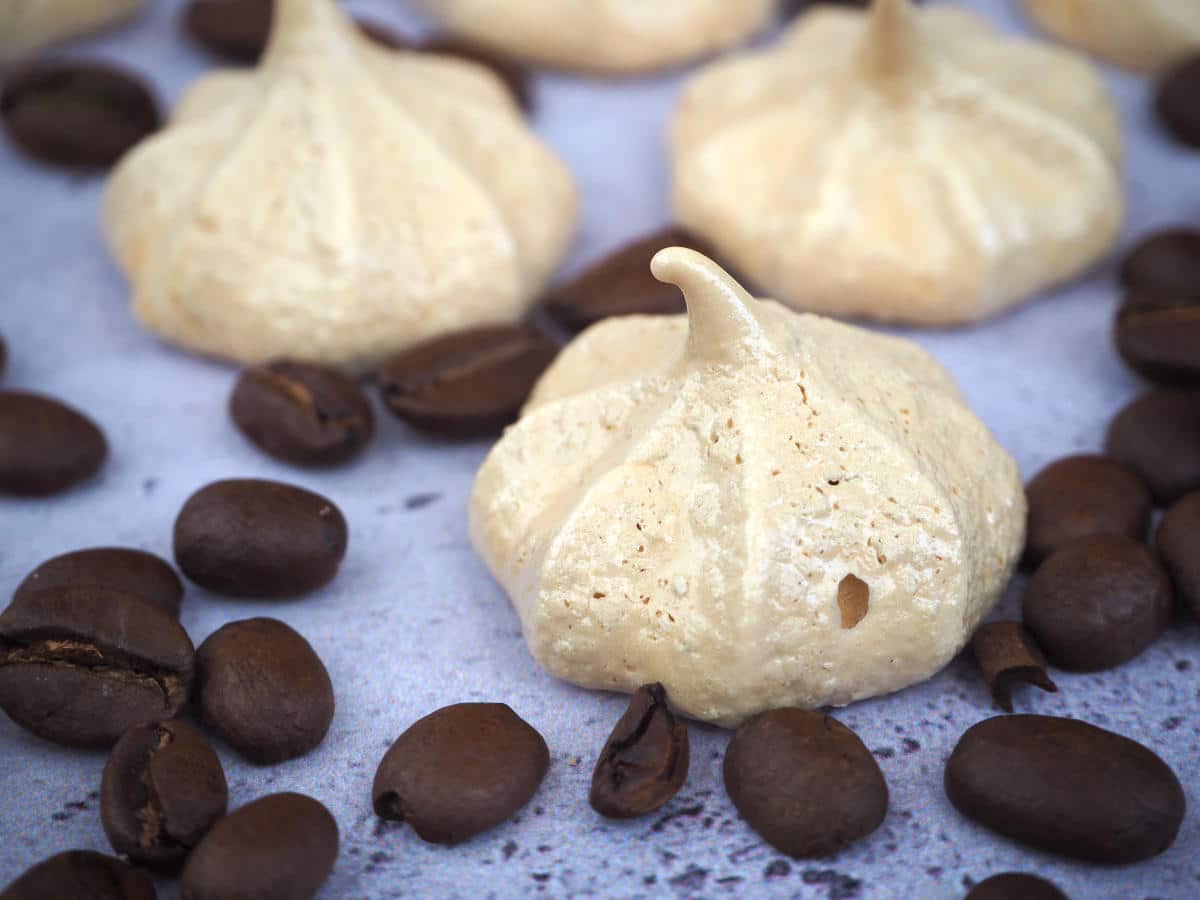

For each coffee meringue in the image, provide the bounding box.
[409,0,775,74]
[1,0,143,62]
[471,248,1025,726]
[1022,0,1200,74]
[103,0,576,371]
[670,0,1123,327]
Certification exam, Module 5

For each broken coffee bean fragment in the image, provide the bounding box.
[14,547,184,619]
[0,390,107,496]
[964,873,1068,900]
[0,850,156,900]
[971,622,1057,713]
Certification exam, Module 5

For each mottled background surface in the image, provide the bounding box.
[1,1,1197,898]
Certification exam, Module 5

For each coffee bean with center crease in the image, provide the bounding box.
[0,850,156,900]
[0,390,107,496]
[196,618,334,764]
[181,793,338,900]
[1157,492,1200,619]
[0,587,194,747]
[374,703,549,844]
[1105,389,1200,504]
[173,479,347,598]
[945,714,1185,863]
[723,709,887,859]
[101,720,228,871]
[1156,54,1200,149]
[15,548,184,619]
[964,873,1068,900]
[0,62,160,169]
[379,325,559,438]
[230,360,375,467]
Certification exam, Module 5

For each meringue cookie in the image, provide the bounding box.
[409,0,775,74]
[103,0,576,371]
[471,248,1025,726]
[1022,0,1200,74]
[670,0,1124,327]
[0,0,143,63]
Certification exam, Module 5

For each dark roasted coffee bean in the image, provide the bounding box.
[1157,491,1200,619]
[373,703,549,844]
[1119,228,1200,297]
[230,360,375,467]
[723,709,887,859]
[101,720,228,871]
[379,325,559,438]
[0,62,159,169]
[421,34,531,111]
[0,587,194,747]
[964,873,1068,900]
[945,714,1185,863]
[196,618,333,764]
[1106,389,1200,504]
[544,227,714,332]
[971,622,1057,713]
[15,548,183,619]
[1023,455,1151,567]
[1023,535,1171,672]
[1116,291,1200,386]
[590,683,689,819]
[1156,54,1200,149]
[181,793,337,900]
[173,479,347,598]
[0,390,107,496]
[0,850,156,900]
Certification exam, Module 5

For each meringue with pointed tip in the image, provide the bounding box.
[1022,0,1200,74]
[0,0,143,63]
[471,248,1025,726]
[103,0,577,371]
[670,0,1124,328]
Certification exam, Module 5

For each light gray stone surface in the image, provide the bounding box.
[1,1,1197,898]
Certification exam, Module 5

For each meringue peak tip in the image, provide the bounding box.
[862,0,920,73]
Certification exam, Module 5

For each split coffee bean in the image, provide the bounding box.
[0,390,107,496]
[101,720,228,871]
[14,548,183,618]
[964,873,1067,900]
[181,793,338,900]
[970,622,1056,713]
[1157,491,1200,619]
[1023,535,1172,672]
[196,618,334,764]
[379,325,559,438]
[0,587,194,747]
[944,714,1185,863]
[421,34,532,112]
[373,703,549,844]
[230,360,375,467]
[723,709,887,859]
[590,683,689,819]
[1022,454,1151,567]
[0,850,155,900]
[1156,54,1200,149]
[0,62,159,169]
[1105,389,1200,504]
[173,479,347,598]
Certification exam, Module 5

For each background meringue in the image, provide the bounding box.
[1022,0,1200,74]
[0,0,144,62]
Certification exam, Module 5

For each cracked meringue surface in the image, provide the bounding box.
[1022,0,1200,74]
[0,0,143,62]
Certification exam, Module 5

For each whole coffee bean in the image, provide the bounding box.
[1119,228,1200,297]
[1023,455,1152,567]
[1156,54,1200,149]
[196,618,333,764]
[971,622,1057,713]
[1105,389,1200,504]
[183,0,272,61]
[14,548,183,619]
[1023,535,1172,672]
[230,360,375,467]
[964,873,1068,900]
[181,793,337,900]
[0,390,107,496]
[1157,491,1200,619]
[421,34,531,111]
[173,479,347,598]
[0,62,159,169]
[0,587,194,747]
[0,850,155,900]
[945,714,1185,863]
[590,683,689,819]
[1116,291,1200,386]
[373,703,549,844]
[723,709,887,859]
[101,720,228,871]
[379,325,559,438]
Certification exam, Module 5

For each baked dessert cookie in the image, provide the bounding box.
[1022,0,1200,74]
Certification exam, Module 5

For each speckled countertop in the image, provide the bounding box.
[1,1,1198,898]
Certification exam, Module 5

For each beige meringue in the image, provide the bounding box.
[670,0,1124,328]
[1,0,143,62]
[1022,0,1200,74]
[103,0,576,371]
[471,248,1025,726]
[409,0,775,74]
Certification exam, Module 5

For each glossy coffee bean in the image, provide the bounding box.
[1116,292,1200,386]
[101,720,228,871]
[196,618,334,764]
[964,873,1068,900]
[1105,389,1200,504]
[723,709,887,859]
[0,390,107,496]
[173,479,347,598]
[0,587,194,747]
[230,360,374,467]
[421,34,531,111]
[590,683,689,819]
[181,793,338,900]
[373,703,549,844]
[1119,228,1200,298]
[14,548,183,618]
[1156,54,1200,149]
[0,850,155,900]
[945,715,1185,863]
[1157,492,1200,619]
